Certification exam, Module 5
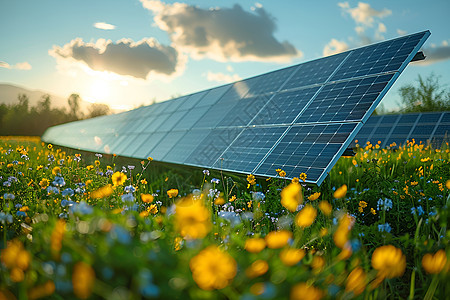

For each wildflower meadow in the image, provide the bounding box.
[0,136,449,299]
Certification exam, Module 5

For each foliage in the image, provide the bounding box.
[0,94,110,136]
[399,73,450,113]
[0,137,449,299]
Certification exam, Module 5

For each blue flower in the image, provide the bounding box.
[3,193,15,200]
[15,203,22,209]
[211,178,220,184]
[377,198,392,211]
[218,211,241,226]
[0,212,13,224]
[252,191,265,201]
[124,185,136,193]
[62,188,74,197]
[70,201,93,215]
[53,176,66,187]
[378,223,392,233]
[121,193,135,203]
[61,199,75,207]
[47,186,60,194]
[203,169,210,176]
[417,206,424,216]
[16,211,26,217]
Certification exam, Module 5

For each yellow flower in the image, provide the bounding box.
[311,256,325,272]
[292,177,299,184]
[147,157,153,161]
[318,200,332,216]
[370,208,376,215]
[86,165,94,171]
[422,250,447,274]
[244,238,266,253]
[319,228,328,237]
[140,179,147,185]
[175,197,211,239]
[39,178,50,189]
[167,188,179,198]
[47,144,53,149]
[446,179,450,189]
[190,246,237,290]
[280,248,306,266]
[265,230,292,249]
[141,193,154,203]
[147,204,158,214]
[295,205,317,228]
[371,245,406,278]
[308,192,321,201]
[334,184,347,198]
[90,185,113,199]
[94,160,100,166]
[36,165,43,170]
[229,195,236,202]
[346,267,367,296]
[276,169,287,177]
[111,171,127,186]
[333,214,353,249]
[10,268,24,282]
[290,282,324,300]
[0,239,29,270]
[51,219,65,259]
[214,197,225,205]
[245,260,269,278]
[299,173,307,182]
[72,262,95,299]
[281,182,303,212]
[27,280,55,300]
[85,179,93,186]
[247,174,256,185]
[52,166,61,175]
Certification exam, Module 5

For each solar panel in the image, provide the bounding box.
[353,111,449,148]
[42,30,431,185]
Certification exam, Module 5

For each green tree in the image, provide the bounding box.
[88,103,110,118]
[67,93,83,121]
[398,73,450,113]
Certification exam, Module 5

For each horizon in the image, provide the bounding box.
[1,0,449,112]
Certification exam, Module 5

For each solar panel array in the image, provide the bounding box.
[352,111,450,148]
[42,30,430,185]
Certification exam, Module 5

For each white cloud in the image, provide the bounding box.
[338,2,391,27]
[140,0,301,62]
[49,37,186,80]
[397,29,407,36]
[206,71,241,83]
[94,22,116,30]
[0,61,32,70]
[323,39,349,56]
[377,23,386,33]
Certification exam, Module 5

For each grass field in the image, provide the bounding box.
[1,136,449,299]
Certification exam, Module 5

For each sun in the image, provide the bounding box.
[86,80,111,103]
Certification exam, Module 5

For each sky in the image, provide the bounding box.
[1,0,449,112]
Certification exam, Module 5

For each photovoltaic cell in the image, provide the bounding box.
[354,111,449,148]
[250,87,320,126]
[41,31,431,185]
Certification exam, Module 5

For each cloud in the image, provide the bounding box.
[323,39,349,56]
[0,61,32,70]
[338,2,391,27]
[416,41,450,65]
[397,29,407,36]
[140,0,301,62]
[94,22,116,30]
[206,71,241,83]
[49,38,186,80]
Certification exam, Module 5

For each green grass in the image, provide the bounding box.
[0,137,449,299]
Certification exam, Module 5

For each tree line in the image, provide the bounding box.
[0,93,110,136]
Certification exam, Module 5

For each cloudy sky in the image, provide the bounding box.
[1,0,449,111]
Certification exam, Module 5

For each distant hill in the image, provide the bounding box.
[0,83,101,113]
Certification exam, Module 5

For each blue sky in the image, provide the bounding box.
[1,0,449,111]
